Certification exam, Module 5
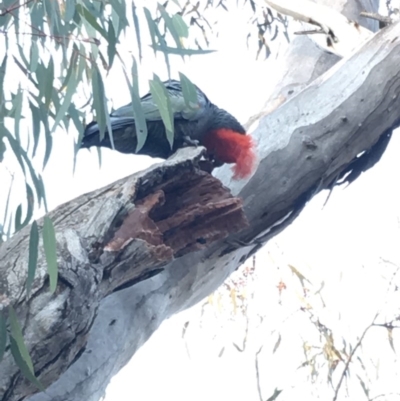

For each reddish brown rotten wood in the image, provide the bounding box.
[105,170,249,257]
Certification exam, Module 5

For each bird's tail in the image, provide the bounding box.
[81,117,136,148]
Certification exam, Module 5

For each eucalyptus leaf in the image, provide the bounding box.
[107,19,117,69]
[92,66,114,148]
[158,4,182,50]
[29,0,45,35]
[111,0,129,35]
[179,72,199,109]
[0,55,7,105]
[149,75,174,149]
[45,58,55,108]
[21,184,34,228]
[29,40,39,73]
[64,0,76,22]
[172,14,189,38]
[14,204,23,232]
[27,221,39,296]
[42,216,58,294]
[13,86,23,143]
[151,44,215,56]
[0,312,7,362]
[76,4,108,39]
[10,336,44,391]
[121,59,148,152]
[131,2,142,60]
[51,59,78,134]
[2,172,13,230]
[29,101,41,158]
[8,307,34,373]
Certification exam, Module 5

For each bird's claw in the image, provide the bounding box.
[183,135,199,147]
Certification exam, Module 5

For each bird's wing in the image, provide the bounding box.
[111,80,208,122]
[83,116,137,137]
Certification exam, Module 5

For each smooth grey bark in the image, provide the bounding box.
[1,0,393,400]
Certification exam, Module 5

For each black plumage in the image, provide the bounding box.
[80,79,245,160]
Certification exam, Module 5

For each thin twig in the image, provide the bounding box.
[0,0,34,17]
[294,28,326,36]
[360,11,393,25]
[369,392,400,401]
[255,345,264,401]
[332,313,378,401]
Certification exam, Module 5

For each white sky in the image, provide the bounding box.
[1,2,399,400]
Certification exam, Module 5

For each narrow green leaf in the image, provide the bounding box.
[10,336,44,391]
[13,86,23,143]
[92,66,114,148]
[143,8,157,55]
[39,101,53,169]
[144,8,172,75]
[120,59,147,152]
[8,307,34,373]
[64,0,76,22]
[49,88,60,118]
[92,67,106,140]
[0,134,5,162]
[150,44,215,56]
[2,173,13,231]
[0,12,12,29]
[5,130,46,208]
[51,61,78,134]
[29,101,41,158]
[17,43,29,69]
[131,2,142,60]
[14,204,23,232]
[107,19,117,69]
[266,388,282,401]
[158,4,182,49]
[3,128,26,175]
[96,146,102,169]
[179,72,199,109]
[83,0,103,18]
[44,0,61,36]
[45,58,54,108]
[110,5,120,37]
[76,4,108,40]
[0,55,7,106]
[149,75,174,148]
[70,104,85,175]
[27,221,39,296]
[29,0,45,35]
[30,40,39,73]
[21,184,34,227]
[111,0,129,33]
[37,174,48,213]
[13,55,38,88]
[42,216,58,294]
[60,49,78,91]
[0,312,7,361]
[69,103,84,138]
[172,14,189,38]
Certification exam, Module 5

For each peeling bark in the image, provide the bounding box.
[1,1,396,400]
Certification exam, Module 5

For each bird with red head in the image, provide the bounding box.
[80,79,256,180]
